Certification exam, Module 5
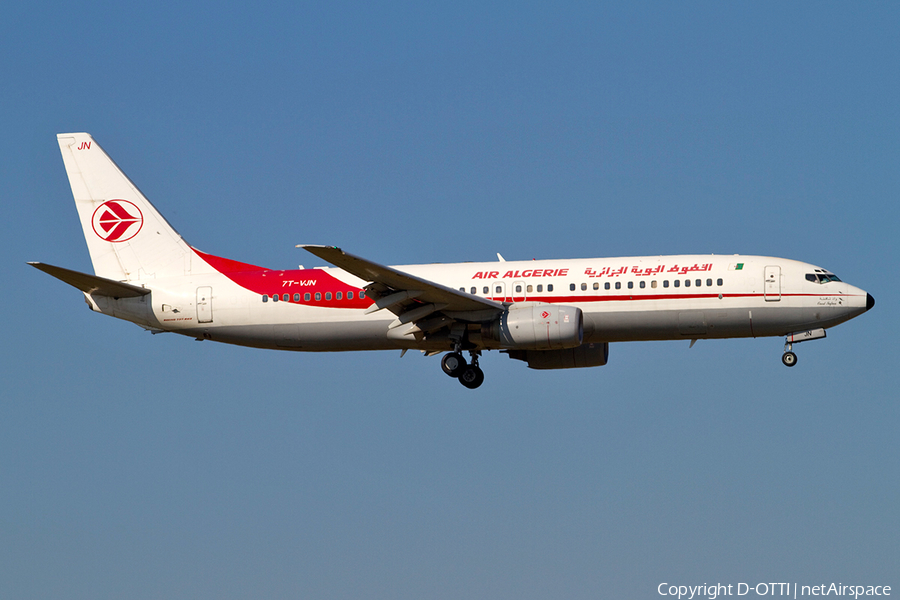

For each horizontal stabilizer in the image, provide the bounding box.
[29,262,150,298]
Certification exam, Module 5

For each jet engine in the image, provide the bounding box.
[481,305,583,350]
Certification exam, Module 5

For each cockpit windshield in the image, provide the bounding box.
[805,272,842,284]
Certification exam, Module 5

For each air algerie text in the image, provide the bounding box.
[471,263,715,280]
[472,269,568,279]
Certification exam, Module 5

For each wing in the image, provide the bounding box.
[300,246,504,338]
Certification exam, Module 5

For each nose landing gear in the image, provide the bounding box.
[441,350,485,389]
[781,327,827,367]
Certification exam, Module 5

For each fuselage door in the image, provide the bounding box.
[511,280,526,303]
[197,286,213,322]
[491,281,505,303]
[764,266,781,301]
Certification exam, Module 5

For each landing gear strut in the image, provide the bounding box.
[458,351,485,389]
[782,338,798,367]
[441,349,485,389]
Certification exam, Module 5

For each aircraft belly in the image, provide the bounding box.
[182,320,398,351]
[583,305,832,342]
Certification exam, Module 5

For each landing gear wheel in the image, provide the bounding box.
[782,351,798,367]
[458,365,485,389]
[441,352,466,377]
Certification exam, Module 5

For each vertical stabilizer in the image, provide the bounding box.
[57,133,193,281]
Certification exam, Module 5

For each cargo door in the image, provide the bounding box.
[678,311,707,336]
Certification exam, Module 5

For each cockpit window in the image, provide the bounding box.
[806,273,842,284]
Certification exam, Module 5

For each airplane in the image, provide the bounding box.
[31,133,875,389]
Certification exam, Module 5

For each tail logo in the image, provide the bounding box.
[91,200,143,242]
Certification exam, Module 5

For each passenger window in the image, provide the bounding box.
[663,280,669,288]
[674,280,680,288]
[515,284,522,293]
[627,281,633,289]
[471,287,477,294]
[570,283,576,291]
[293,293,300,302]
[706,279,712,287]
[536,284,543,292]
[283,294,289,301]
[685,280,690,287]
[336,292,343,300]
[483,286,489,294]
[640,281,646,289]
[495,285,502,294]
[651,280,657,288]
[580,283,586,291]
[695,279,700,287]
[593,282,599,290]
[526,285,533,293]
[605,282,610,290]
[304,293,311,301]
[262,295,268,302]
[325,292,332,300]
[717,278,723,286]
[548,284,554,292]
[273,294,279,302]
[347,291,354,299]
[615,282,621,290]
[459,287,465,292]
[315,292,321,301]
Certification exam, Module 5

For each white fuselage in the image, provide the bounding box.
[94,253,869,352]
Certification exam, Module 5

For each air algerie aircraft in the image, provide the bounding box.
[31,133,875,389]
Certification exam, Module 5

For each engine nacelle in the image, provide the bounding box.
[507,342,609,370]
[482,305,583,350]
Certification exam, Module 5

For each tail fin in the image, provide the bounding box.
[57,133,193,281]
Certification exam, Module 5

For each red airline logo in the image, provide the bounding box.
[92,200,143,242]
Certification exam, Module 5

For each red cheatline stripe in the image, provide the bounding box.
[485,293,859,303]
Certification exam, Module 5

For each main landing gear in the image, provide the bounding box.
[441,350,485,389]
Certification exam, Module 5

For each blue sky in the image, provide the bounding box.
[2,2,897,598]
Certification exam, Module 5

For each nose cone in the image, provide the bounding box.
[867,293,875,311]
